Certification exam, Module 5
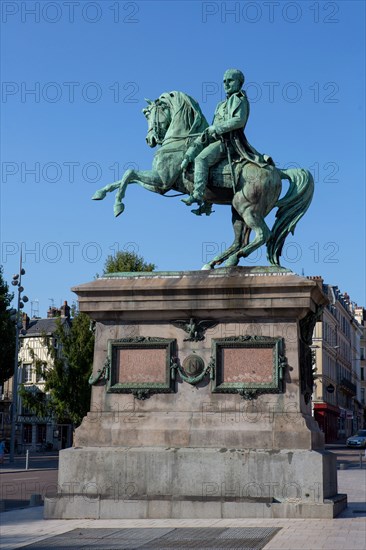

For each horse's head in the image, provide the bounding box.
[143,91,209,148]
[143,98,172,147]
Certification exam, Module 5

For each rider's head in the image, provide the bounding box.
[223,69,245,96]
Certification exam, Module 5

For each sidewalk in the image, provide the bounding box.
[0,468,365,549]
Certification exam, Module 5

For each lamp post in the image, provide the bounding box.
[9,252,28,463]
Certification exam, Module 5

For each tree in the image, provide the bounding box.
[47,311,94,426]
[0,266,15,388]
[102,251,155,274]
[21,252,156,425]
[19,311,94,427]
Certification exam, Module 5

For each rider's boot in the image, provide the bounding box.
[181,171,207,206]
[191,202,214,216]
[181,195,201,206]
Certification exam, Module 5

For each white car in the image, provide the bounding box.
[346,430,366,448]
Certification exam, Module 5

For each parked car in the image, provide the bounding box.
[346,430,366,448]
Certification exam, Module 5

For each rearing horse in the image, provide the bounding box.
[92,91,314,269]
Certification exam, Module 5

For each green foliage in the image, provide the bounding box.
[18,349,49,418]
[103,251,155,274]
[18,384,48,418]
[45,312,94,426]
[0,266,15,386]
[20,312,94,426]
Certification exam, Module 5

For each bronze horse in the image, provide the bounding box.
[92,91,314,269]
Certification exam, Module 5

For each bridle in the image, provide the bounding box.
[146,102,171,144]
[146,100,203,147]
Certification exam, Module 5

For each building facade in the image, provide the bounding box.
[354,306,366,427]
[15,302,73,452]
[312,281,364,443]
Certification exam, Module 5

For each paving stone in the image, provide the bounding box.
[22,527,281,549]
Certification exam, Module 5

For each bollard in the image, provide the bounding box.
[25,449,29,470]
[29,494,42,507]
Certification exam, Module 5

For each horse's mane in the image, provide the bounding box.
[158,91,208,140]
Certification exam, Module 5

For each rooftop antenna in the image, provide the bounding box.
[31,299,39,318]
[48,298,55,308]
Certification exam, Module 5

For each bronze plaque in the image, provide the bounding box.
[211,336,285,396]
[222,347,273,384]
[117,348,167,383]
[107,337,176,395]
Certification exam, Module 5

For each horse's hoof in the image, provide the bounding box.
[114,203,125,217]
[201,263,214,270]
[225,255,239,267]
[92,190,106,200]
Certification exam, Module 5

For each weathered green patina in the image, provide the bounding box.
[92,70,314,268]
[98,337,177,399]
[170,355,214,386]
[211,335,287,399]
[171,318,218,341]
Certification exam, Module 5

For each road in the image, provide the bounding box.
[326,444,366,468]
[0,447,364,512]
[0,453,58,511]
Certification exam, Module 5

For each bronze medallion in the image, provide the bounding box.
[182,354,205,377]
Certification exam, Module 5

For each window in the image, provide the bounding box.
[23,424,32,443]
[22,364,33,383]
[37,424,47,443]
[361,368,364,382]
[36,366,45,382]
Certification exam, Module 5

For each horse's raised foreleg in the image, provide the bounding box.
[113,168,169,217]
[226,209,270,266]
[201,207,246,269]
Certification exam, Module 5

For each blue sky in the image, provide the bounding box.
[1,0,365,315]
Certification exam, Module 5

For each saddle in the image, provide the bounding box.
[183,158,239,190]
[182,139,274,191]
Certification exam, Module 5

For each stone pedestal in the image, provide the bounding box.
[45,267,347,519]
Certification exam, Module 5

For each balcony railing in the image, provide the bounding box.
[338,377,357,395]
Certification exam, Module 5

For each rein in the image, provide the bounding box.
[147,103,172,143]
[149,99,204,147]
[147,99,205,199]
[163,192,186,198]
[162,133,201,146]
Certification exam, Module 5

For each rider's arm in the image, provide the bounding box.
[213,94,249,136]
[181,136,204,168]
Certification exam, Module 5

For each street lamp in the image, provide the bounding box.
[9,252,28,463]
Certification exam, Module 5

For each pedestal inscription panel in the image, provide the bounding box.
[117,348,167,383]
[222,347,273,384]
[107,337,176,396]
[211,336,286,398]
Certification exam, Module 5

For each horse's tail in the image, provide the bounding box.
[266,168,314,266]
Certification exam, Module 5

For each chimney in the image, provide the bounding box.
[307,275,324,289]
[307,276,323,282]
[47,306,60,318]
[60,300,71,319]
[22,312,30,331]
